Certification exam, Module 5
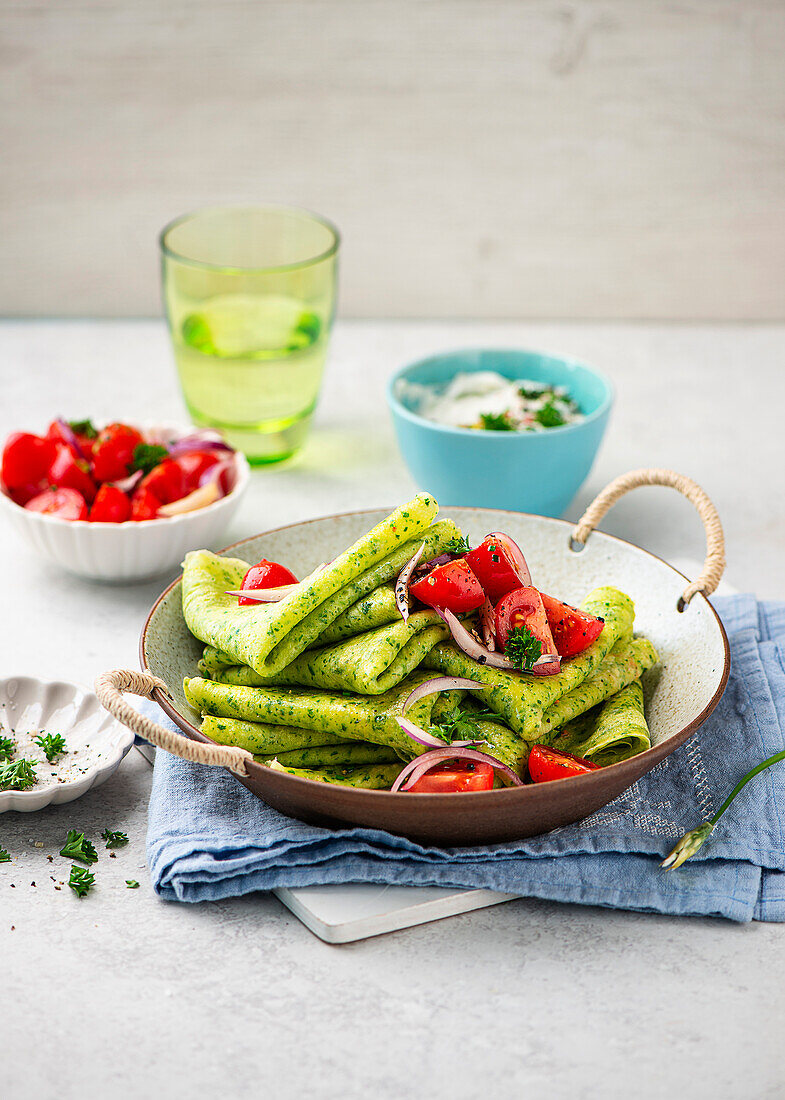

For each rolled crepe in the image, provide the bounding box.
[256,743,400,767]
[200,714,355,755]
[203,611,450,695]
[539,637,658,740]
[424,587,635,739]
[551,679,652,765]
[265,761,404,789]
[184,671,446,760]
[182,498,460,677]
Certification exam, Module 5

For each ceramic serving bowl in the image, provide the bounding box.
[138,504,729,846]
[0,675,135,813]
[0,424,251,583]
[387,349,613,517]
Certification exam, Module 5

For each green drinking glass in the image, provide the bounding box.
[160,205,340,464]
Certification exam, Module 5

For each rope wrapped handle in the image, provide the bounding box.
[571,468,726,609]
[94,669,253,776]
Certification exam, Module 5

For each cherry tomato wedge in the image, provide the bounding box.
[406,759,495,793]
[464,533,530,604]
[528,744,600,782]
[138,459,186,505]
[130,486,161,520]
[89,484,131,523]
[171,451,222,492]
[540,592,605,659]
[48,444,98,504]
[91,423,145,482]
[409,558,486,613]
[1,432,58,490]
[24,487,88,521]
[495,586,558,656]
[238,559,299,605]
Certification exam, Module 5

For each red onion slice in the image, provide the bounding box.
[112,469,144,494]
[488,531,532,587]
[435,607,517,670]
[531,654,562,676]
[169,437,235,459]
[53,418,88,461]
[478,598,496,651]
[396,716,481,751]
[391,746,524,792]
[225,584,298,603]
[402,676,483,714]
[158,481,221,516]
[199,455,237,494]
[394,542,425,624]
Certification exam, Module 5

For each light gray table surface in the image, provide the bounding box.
[1,320,783,1099]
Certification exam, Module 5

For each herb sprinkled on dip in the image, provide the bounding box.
[401,371,583,432]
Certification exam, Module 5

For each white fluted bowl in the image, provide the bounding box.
[0,675,135,813]
[0,426,250,582]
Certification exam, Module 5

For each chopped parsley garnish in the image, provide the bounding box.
[128,443,168,476]
[0,759,37,791]
[430,711,487,745]
[125,880,140,889]
[68,864,95,898]
[59,830,98,865]
[535,400,566,429]
[504,624,543,671]
[67,418,98,439]
[518,383,549,400]
[102,829,129,849]
[34,732,67,763]
[445,535,473,555]
[0,848,11,863]
[479,412,515,431]
[0,735,15,762]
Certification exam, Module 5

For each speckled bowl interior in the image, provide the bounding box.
[140,507,729,843]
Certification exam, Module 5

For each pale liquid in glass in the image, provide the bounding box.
[171,293,328,463]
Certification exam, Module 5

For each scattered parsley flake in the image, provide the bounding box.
[0,848,11,863]
[125,880,140,889]
[101,829,129,849]
[67,418,98,439]
[34,732,67,763]
[0,759,37,791]
[68,864,95,898]
[478,412,515,432]
[504,624,544,671]
[535,400,566,429]
[0,736,15,762]
[59,830,98,865]
[128,443,168,476]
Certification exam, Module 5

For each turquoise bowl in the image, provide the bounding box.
[386,348,614,517]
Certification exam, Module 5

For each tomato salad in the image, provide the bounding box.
[1,420,239,523]
[233,532,607,792]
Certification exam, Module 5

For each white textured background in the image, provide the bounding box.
[2,0,784,318]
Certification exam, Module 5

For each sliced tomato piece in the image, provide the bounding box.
[464,533,531,603]
[25,487,88,521]
[171,451,222,492]
[138,459,186,505]
[48,444,98,504]
[238,559,299,605]
[89,484,131,523]
[406,759,495,793]
[528,744,600,782]
[130,486,161,521]
[495,586,558,657]
[1,433,58,490]
[91,423,145,483]
[409,558,486,613]
[540,592,605,659]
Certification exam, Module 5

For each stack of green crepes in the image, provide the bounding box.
[181,494,659,789]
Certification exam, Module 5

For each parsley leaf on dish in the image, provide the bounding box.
[535,400,566,429]
[59,830,98,865]
[0,736,15,763]
[101,829,129,849]
[68,864,95,898]
[445,535,473,555]
[478,412,515,432]
[67,419,98,439]
[504,625,543,672]
[430,711,487,745]
[0,848,11,863]
[0,759,37,791]
[34,733,67,763]
[128,443,168,476]
[125,880,140,889]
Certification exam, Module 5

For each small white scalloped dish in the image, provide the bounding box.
[0,676,135,812]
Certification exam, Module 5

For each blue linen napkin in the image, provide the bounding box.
[144,595,785,921]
